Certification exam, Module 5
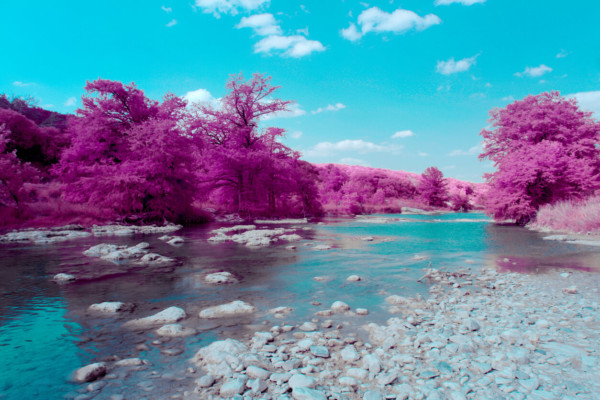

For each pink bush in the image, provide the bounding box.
[531,196,600,234]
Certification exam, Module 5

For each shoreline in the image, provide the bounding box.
[67,264,600,400]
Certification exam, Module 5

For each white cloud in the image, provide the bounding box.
[341,23,362,41]
[13,81,34,87]
[183,88,218,108]
[341,6,441,41]
[237,13,281,35]
[166,19,177,27]
[568,90,600,119]
[195,0,269,16]
[254,35,325,57]
[502,95,515,102]
[339,158,371,167]
[515,64,552,78]
[435,0,485,5]
[263,103,307,120]
[312,103,346,114]
[64,97,77,107]
[436,55,478,75]
[556,49,569,58]
[391,130,414,139]
[448,144,481,156]
[305,139,403,157]
[161,5,172,13]
[392,130,415,139]
[290,130,303,139]
[418,151,429,157]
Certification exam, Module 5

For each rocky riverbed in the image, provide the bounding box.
[66,265,599,400]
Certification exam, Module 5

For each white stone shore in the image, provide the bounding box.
[179,267,599,400]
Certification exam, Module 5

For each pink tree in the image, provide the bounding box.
[418,166,448,207]
[0,125,39,218]
[480,92,600,224]
[188,74,317,216]
[56,80,198,222]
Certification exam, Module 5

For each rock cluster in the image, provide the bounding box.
[83,242,175,266]
[184,267,600,399]
[0,223,182,244]
[208,225,302,247]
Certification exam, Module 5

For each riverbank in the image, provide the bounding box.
[68,264,599,400]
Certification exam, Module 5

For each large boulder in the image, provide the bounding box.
[73,362,107,382]
[199,300,257,319]
[191,339,248,378]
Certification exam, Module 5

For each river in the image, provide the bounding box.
[1,213,599,399]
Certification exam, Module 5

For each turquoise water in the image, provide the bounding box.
[1,213,599,399]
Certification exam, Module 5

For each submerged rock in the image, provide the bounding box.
[88,302,133,313]
[198,300,257,319]
[156,323,196,337]
[124,306,186,327]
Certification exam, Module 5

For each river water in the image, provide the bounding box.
[1,213,599,399]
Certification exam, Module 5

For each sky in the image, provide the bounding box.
[1,0,599,182]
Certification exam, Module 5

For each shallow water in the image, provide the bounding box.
[1,213,599,399]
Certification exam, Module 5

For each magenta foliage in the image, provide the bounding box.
[189,74,319,217]
[480,92,600,224]
[0,107,67,167]
[315,164,418,214]
[56,80,198,222]
[0,125,39,217]
[418,167,448,207]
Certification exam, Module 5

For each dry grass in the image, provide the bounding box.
[532,196,600,235]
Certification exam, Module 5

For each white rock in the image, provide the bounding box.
[199,300,256,319]
[346,367,368,381]
[191,339,248,378]
[331,301,351,313]
[339,376,358,387]
[139,253,174,265]
[247,377,268,394]
[53,273,75,283]
[204,271,239,285]
[313,244,332,250]
[269,306,293,316]
[114,358,145,367]
[246,366,271,380]
[167,236,184,245]
[347,275,362,282]
[196,374,215,388]
[299,322,318,332]
[356,308,369,315]
[562,285,578,294]
[220,377,247,397]
[500,329,521,345]
[363,391,384,400]
[156,323,196,337]
[89,302,131,313]
[292,387,327,400]
[73,362,107,382]
[83,244,119,257]
[385,295,409,305]
[125,306,186,327]
[289,373,317,389]
[362,354,381,374]
[340,345,360,362]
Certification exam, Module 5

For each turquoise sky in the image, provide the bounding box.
[2,0,599,182]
